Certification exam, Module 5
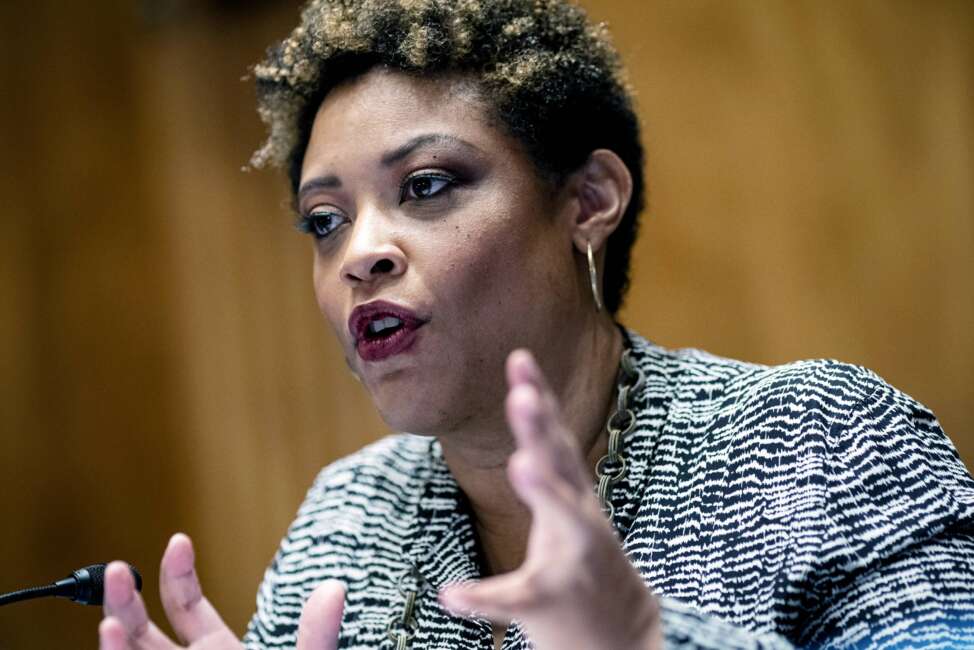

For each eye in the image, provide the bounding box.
[298,209,348,240]
[400,172,455,202]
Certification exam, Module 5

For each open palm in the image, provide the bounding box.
[99,534,344,650]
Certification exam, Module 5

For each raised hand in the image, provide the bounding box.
[439,350,662,650]
[99,533,345,650]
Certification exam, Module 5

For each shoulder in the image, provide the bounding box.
[673,341,966,489]
[251,435,429,606]
[295,433,433,527]
[625,327,974,510]
[637,329,910,436]
[708,354,974,515]
[725,357,891,430]
[258,434,432,579]
[305,433,433,494]
[245,435,432,645]
[626,328,886,427]
[642,330,974,534]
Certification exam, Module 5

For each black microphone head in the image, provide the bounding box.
[70,563,142,606]
[82,563,105,590]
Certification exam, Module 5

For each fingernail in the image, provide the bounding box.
[509,349,537,376]
[168,532,191,550]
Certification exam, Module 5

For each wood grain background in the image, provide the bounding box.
[1,1,971,647]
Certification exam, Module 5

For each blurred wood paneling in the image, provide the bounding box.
[599,0,974,456]
[0,1,197,646]
[0,1,971,648]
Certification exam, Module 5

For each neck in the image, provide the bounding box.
[438,316,623,576]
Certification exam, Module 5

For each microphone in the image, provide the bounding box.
[0,563,142,607]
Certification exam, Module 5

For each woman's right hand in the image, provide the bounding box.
[99,533,345,650]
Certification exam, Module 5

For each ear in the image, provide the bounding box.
[566,149,633,255]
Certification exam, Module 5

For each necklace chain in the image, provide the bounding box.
[386,346,642,648]
[595,347,643,522]
[387,565,424,648]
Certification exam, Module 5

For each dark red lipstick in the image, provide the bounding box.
[348,301,426,362]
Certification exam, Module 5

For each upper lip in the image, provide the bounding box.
[348,300,425,342]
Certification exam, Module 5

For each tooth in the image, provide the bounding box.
[364,316,404,336]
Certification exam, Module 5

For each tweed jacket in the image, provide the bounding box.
[243,330,974,649]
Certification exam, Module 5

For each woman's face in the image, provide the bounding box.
[299,68,585,436]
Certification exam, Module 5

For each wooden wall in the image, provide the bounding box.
[0,1,970,647]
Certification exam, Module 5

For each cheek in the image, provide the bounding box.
[312,251,345,335]
[435,214,563,319]
[438,224,515,296]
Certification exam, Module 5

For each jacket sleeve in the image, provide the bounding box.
[660,369,974,649]
[660,597,796,648]
[799,374,974,646]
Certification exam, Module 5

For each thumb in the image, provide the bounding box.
[297,580,346,650]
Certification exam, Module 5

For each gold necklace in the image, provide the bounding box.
[595,347,644,522]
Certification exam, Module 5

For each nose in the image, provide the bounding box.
[339,211,407,287]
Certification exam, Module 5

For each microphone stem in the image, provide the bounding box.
[0,584,60,606]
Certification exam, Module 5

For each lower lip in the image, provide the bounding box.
[356,324,423,362]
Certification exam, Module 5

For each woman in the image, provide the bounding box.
[98,1,974,648]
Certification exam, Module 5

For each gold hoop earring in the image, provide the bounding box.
[587,240,603,312]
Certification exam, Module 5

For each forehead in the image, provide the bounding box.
[321,67,485,120]
[302,68,513,175]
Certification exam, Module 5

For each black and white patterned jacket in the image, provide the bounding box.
[244,330,974,649]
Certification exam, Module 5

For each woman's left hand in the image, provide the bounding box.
[439,350,662,650]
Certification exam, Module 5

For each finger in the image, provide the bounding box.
[159,533,229,644]
[506,448,594,540]
[103,562,175,650]
[506,383,589,492]
[505,352,575,451]
[506,382,547,447]
[506,349,549,394]
[99,617,129,650]
[439,573,534,623]
[296,580,346,650]
[506,350,564,420]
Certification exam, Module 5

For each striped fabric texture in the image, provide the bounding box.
[243,330,974,649]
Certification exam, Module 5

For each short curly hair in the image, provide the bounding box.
[253,0,645,313]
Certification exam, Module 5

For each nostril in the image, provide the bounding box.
[371,258,395,274]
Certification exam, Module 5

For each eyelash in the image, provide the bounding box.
[296,210,347,240]
[297,171,458,241]
[398,171,457,202]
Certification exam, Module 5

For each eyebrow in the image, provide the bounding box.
[380,133,482,166]
[297,175,341,203]
[297,133,482,204]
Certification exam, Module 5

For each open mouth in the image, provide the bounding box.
[356,316,423,362]
[349,302,426,362]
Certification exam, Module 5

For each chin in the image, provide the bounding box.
[375,401,445,436]
[370,380,477,435]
